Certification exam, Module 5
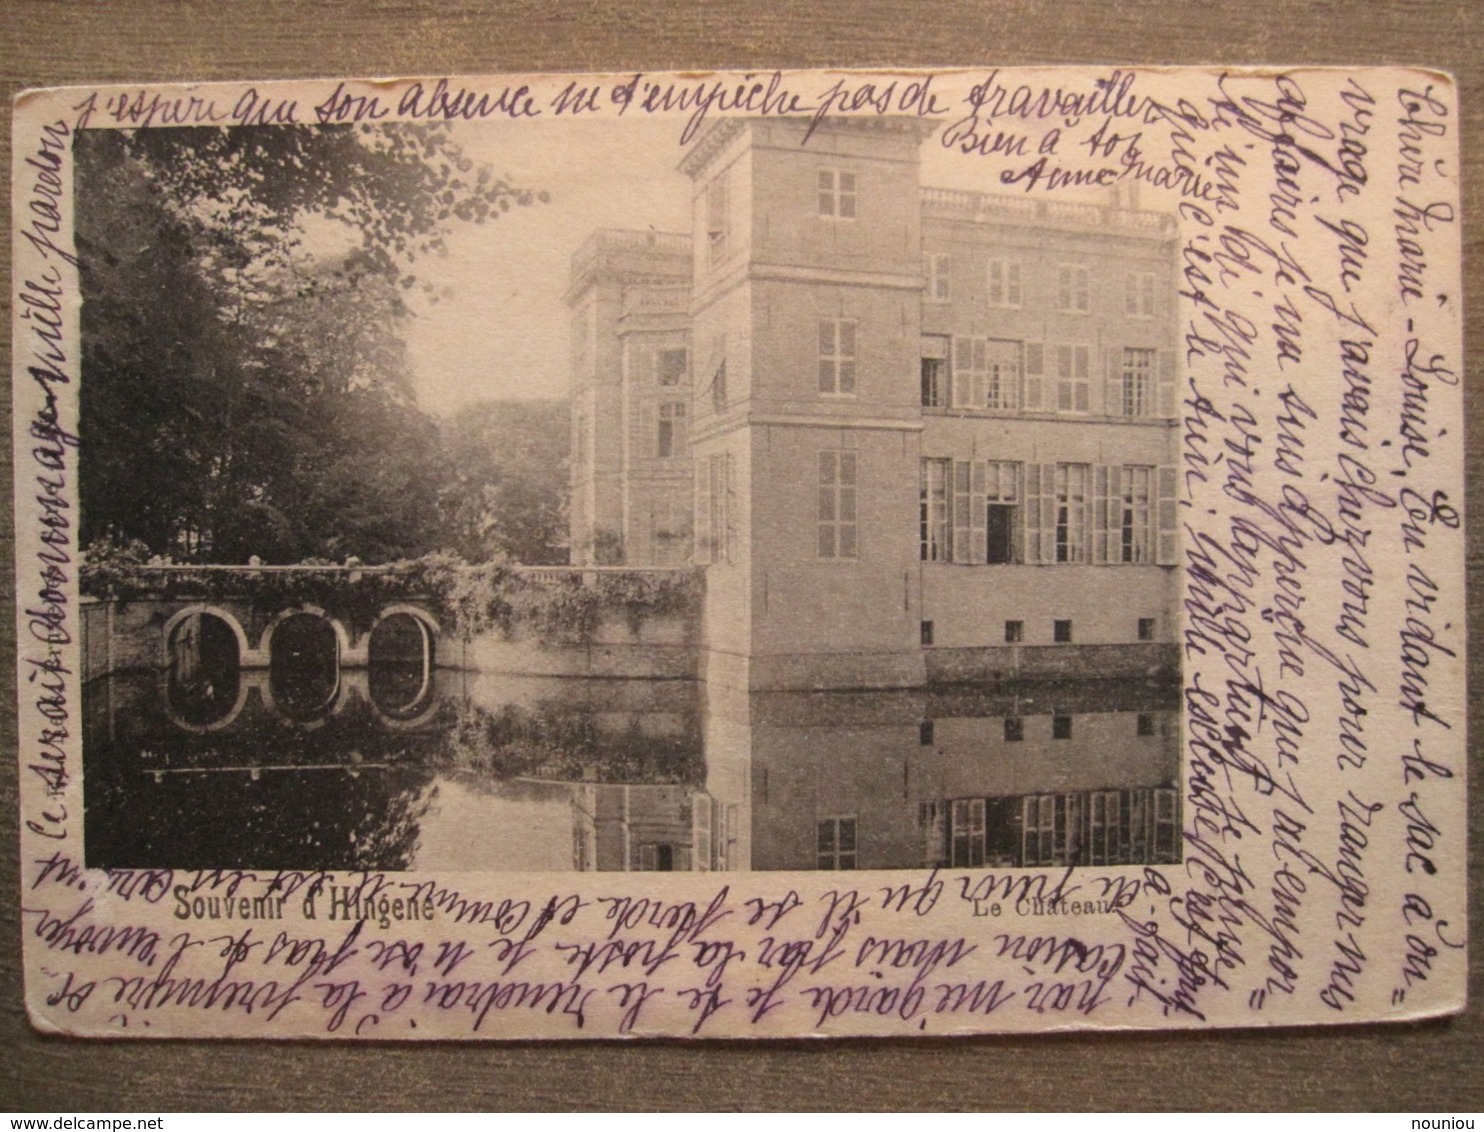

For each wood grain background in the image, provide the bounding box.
[2,0,1480,1111]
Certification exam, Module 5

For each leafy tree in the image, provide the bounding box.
[77,123,545,564]
[436,399,570,565]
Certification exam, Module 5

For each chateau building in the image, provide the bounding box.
[568,118,1180,692]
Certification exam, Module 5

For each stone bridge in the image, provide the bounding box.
[80,563,702,685]
[81,565,452,684]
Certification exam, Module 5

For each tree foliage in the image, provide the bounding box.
[77,123,555,564]
[437,399,569,565]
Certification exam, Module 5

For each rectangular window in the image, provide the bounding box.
[1022,796,1061,866]
[1054,618,1073,643]
[1005,620,1023,644]
[919,720,935,746]
[925,252,951,302]
[951,336,986,408]
[1056,345,1091,412]
[1056,264,1090,312]
[657,402,688,458]
[950,799,986,868]
[1054,464,1089,563]
[1137,712,1156,736]
[1004,717,1024,741]
[657,347,688,386]
[1138,616,1156,641]
[988,259,1023,307]
[984,339,1021,410]
[1153,789,1179,862]
[818,319,857,396]
[1125,271,1156,318]
[818,169,857,218]
[919,458,951,562]
[921,335,949,407]
[951,338,1020,411]
[650,497,691,566]
[818,450,859,559]
[919,802,947,868]
[817,816,858,869]
[984,460,1021,564]
[706,174,729,265]
[920,620,934,646]
[1053,715,1073,740]
[1120,465,1153,563]
[699,452,732,564]
[1120,347,1155,416]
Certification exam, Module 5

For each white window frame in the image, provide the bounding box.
[1055,264,1091,313]
[1120,465,1154,564]
[920,458,951,562]
[1055,462,1090,564]
[818,318,858,396]
[1119,347,1155,417]
[988,258,1023,308]
[818,450,859,559]
[817,169,858,219]
[1056,344,1092,412]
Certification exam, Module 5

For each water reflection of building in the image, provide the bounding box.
[739,682,1178,871]
[91,618,1175,873]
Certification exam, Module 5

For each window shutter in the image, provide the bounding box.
[646,404,658,459]
[1093,465,1111,564]
[1043,464,1060,564]
[1031,463,1054,564]
[1023,341,1044,410]
[1158,349,1177,417]
[970,461,987,563]
[1157,465,1178,565]
[1105,348,1120,418]
[953,461,972,563]
[1023,463,1042,565]
[952,337,970,408]
[1076,346,1091,411]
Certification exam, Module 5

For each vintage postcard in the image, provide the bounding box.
[13,67,1465,1039]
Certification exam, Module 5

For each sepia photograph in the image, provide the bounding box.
[76,112,1182,875]
[14,67,1466,1043]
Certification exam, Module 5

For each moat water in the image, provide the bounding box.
[84,659,1180,873]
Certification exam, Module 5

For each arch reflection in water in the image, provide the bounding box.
[267,612,341,721]
[165,609,243,728]
[367,609,436,719]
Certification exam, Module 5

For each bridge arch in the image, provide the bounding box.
[161,604,251,670]
[160,605,251,730]
[257,604,352,661]
[366,605,439,720]
[261,606,348,723]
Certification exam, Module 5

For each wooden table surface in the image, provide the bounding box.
[2,0,1480,1111]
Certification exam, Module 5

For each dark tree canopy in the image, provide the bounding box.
[77,123,556,565]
